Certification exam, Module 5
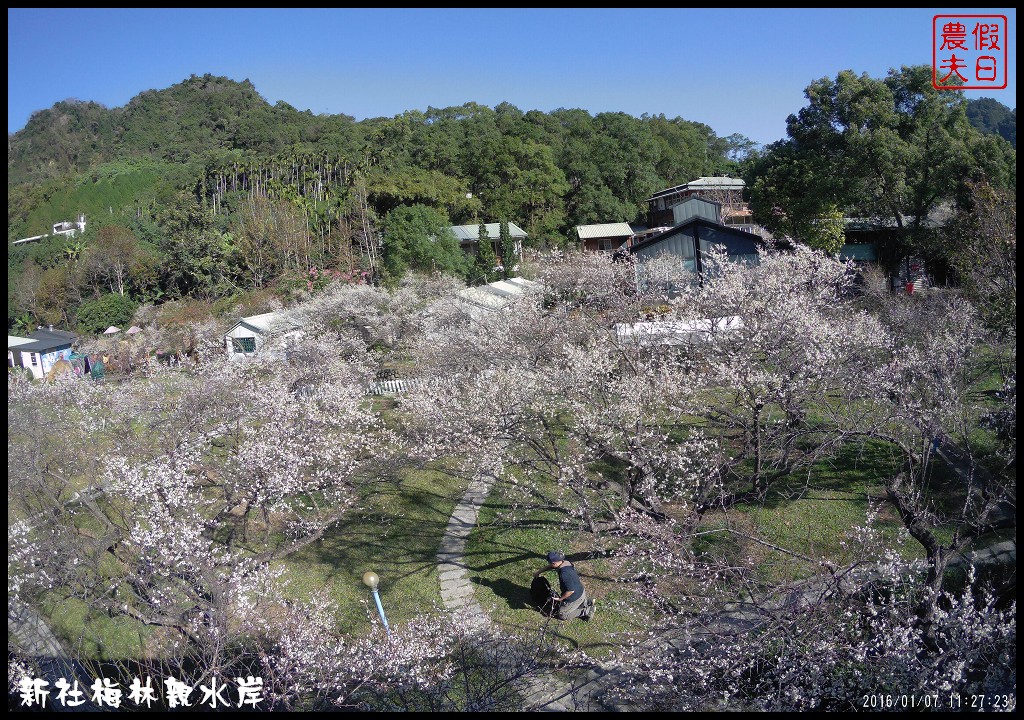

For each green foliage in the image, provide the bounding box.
[945,181,1017,338]
[8,159,188,243]
[76,292,138,333]
[8,73,363,184]
[473,222,498,284]
[8,234,80,270]
[153,193,238,300]
[804,203,847,255]
[748,66,1017,264]
[966,97,1016,147]
[366,166,478,220]
[81,224,160,299]
[499,219,518,278]
[380,204,467,282]
[8,99,118,185]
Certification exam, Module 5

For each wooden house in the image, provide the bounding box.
[629,196,765,280]
[576,222,635,252]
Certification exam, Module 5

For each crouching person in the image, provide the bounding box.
[533,551,595,620]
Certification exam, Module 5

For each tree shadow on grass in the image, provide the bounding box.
[473,576,535,611]
[749,441,902,511]
[294,483,460,584]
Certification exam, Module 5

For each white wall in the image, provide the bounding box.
[20,351,43,379]
[224,327,304,361]
[225,326,264,359]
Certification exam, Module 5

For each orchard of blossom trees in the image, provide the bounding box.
[9,247,1015,711]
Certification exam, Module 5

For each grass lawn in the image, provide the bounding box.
[38,594,151,661]
[696,438,986,588]
[279,464,465,634]
[463,481,665,663]
[24,359,1012,668]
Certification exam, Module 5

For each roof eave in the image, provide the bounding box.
[628,217,766,254]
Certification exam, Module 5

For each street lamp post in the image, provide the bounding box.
[362,570,392,638]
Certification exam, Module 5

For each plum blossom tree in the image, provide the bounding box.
[402,251,724,537]
[676,246,891,502]
[286,271,466,373]
[404,248,893,537]
[599,266,1015,710]
[8,334,387,685]
[606,557,1016,711]
[9,243,1014,711]
[838,291,1017,646]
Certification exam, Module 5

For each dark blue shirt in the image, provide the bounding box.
[556,562,584,600]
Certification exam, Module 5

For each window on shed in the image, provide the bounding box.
[30,353,38,366]
[232,337,257,354]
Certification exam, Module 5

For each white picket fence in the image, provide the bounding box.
[368,378,423,395]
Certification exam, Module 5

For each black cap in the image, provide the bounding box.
[547,551,564,563]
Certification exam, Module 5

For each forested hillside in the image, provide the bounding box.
[7,75,362,186]
[967,97,1016,147]
[7,71,1016,336]
[7,73,753,332]
[8,73,745,238]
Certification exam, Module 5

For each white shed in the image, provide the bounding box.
[224,311,303,360]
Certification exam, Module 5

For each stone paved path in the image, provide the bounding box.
[9,599,102,712]
[436,474,495,631]
[8,600,66,658]
[434,471,615,711]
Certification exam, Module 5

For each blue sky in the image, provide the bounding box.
[7,8,1017,146]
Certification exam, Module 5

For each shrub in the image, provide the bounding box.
[75,293,138,334]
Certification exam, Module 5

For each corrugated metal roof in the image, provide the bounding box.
[686,176,745,189]
[11,338,75,353]
[508,277,537,288]
[647,183,689,200]
[449,223,528,242]
[628,216,765,254]
[457,277,541,311]
[235,311,302,334]
[8,335,33,348]
[647,176,745,201]
[672,196,721,225]
[28,329,77,343]
[576,223,634,240]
